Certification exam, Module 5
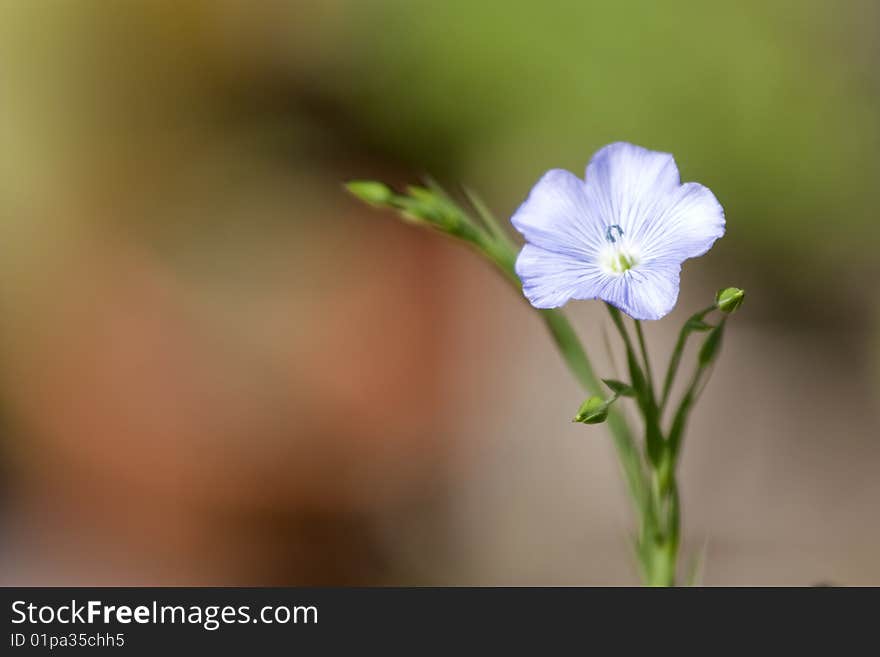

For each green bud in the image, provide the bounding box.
[345,181,394,206]
[394,197,437,224]
[715,287,745,314]
[573,395,609,424]
[406,186,440,204]
[396,191,463,230]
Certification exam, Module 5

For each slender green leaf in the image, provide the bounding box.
[685,539,710,587]
[463,186,515,247]
[698,321,726,366]
[684,318,714,332]
[603,379,636,397]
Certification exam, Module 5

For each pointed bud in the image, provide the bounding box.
[715,287,745,314]
[345,181,394,207]
[395,189,464,231]
[573,396,609,424]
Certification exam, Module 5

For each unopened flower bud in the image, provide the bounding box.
[573,396,608,424]
[345,181,394,206]
[715,287,745,314]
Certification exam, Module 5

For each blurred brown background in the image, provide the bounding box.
[0,0,878,585]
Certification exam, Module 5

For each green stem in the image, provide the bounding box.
[659,305,715,413]
[669,477,681,555]
[634,320,655,404]
[484,237,647,517]
[641,456,679,586]
[606,305,675,584]
[607,305,663,468]
[667,319,726,459]
[606,305,636,355]
[646,540,677,587]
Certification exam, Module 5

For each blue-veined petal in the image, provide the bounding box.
[516,243,605,309]
[595,259,682,321]
[584,142,681,239]
[584,142,724,263]
[510,169,605,259]
[634,182,725,262]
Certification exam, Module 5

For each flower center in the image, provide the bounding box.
[600,224,639,275]
[609,251,636,273]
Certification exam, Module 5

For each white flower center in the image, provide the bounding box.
[599,224,640,275]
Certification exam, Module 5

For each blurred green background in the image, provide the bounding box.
[0,1,877,585]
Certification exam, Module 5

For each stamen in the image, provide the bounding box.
[605,224,624,243]
[610,252,636,273]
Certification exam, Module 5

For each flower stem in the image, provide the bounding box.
[481,235,648,516]
[634,320,655,402]
[606,304,684,585]
[659,305,715,414]
[667,319,726,459]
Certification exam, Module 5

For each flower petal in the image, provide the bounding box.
[634,182,725,262]
[583,142,682,239]
[510,168,605,259]
[584,142,724,263]
[515,243,605,309]
[517,243,682,320]
[596,260,682,321]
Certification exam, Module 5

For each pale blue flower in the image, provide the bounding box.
[511,142,725,320]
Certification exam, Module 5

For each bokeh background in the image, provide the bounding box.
[1,0,878,585]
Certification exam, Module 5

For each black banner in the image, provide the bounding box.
[0,587,871,653]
